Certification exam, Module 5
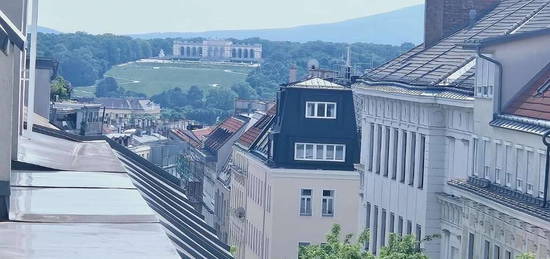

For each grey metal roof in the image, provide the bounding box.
[284,77,346,89]
[363,0,550,92]
[449,178,550,221]
[490,115,550,135]
[9,126,234,259]
[354,82,474,101]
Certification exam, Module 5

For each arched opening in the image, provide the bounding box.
[250,49,255,59]
[180,47,185,57]
[198,47,203,57]
[243,49,248,58]
[192,47,197,57]
[186,47,191,57]
[238,48,242,58]
[232,49,236,58]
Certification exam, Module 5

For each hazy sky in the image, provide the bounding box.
[37,0,423,34]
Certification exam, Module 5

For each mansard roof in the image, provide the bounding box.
[12,125,234,259]
[361,0,550,94]
[284,77,346,89]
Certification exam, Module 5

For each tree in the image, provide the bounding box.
[50,76,72,101]
[299,224,434,259]
[517,253,536,259]
[206,87,237,111]
[187,85,205,108]
[231,82,258,100]
[96,77,123,97]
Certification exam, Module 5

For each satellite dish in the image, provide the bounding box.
[307,59,319,70]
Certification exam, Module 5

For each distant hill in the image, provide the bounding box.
[130,5,424,45]
[28,26,61,34]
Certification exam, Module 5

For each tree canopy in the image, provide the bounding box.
[50,76,72,101]
[299,224,433,259]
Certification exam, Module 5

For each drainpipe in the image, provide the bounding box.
[476,47,503,116]
[542,131,550,208]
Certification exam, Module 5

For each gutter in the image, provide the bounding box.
[476,47,503,115]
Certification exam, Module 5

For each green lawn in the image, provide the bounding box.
[72,85,97,98]
[104,61,255,97]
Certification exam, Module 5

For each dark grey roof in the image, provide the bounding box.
[31,125,233,259]
[463,27,550,48]
[363,0,550,92]
[449,177,550,221]
[490,114,550,135]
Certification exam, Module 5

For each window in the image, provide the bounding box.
[305,102,337,119]
[409,133,416,186]
[406,220,412,235]
[398,216,403,235]
[505,250,512,259]
[300,189,312,216]
[516,179,523,191]
[505,173,512,187]
[381,209,387,246]
[298,242,310,257]
[468,233,475,259]
[494,245,501,259]
[373,206,379,255]
[295,143,346,162]
[415,225,422,250]
[495,168,501,184]
[322,190,334,217]
[527,183,534,195]
[401,131,407,183]
[365,203,371,250]
[484,240,490,259]
[389,213,395,233]
[418,134,426,189]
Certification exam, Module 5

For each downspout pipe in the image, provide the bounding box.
[542,131,550,208]
[476,47,503,116]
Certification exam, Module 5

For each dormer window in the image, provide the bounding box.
[294,143,345,162]
[306,102,336,119]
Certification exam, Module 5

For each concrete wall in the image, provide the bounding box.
[0,0,27,219]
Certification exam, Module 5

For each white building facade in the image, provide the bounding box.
[354,0,550,258]
[173,40,262,63]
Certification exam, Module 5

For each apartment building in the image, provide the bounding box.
[353,0,550,258]
[228,78,360,259]
[0,2,234,258]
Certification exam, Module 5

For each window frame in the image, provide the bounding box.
[321,190,335,217]
[305,101,337,119]
[294,143,346,162]
[299,189,313,216]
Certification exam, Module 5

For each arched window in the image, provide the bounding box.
[232,49,237,58]
[238,48,242,58]
[243,49,248,58]
[250,49,255,59]
[198,47,203,57]
[192,47,197,56]
[180,47,185,56]
[186,47,191,57]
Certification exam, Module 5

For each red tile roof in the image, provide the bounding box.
[237,106,277,149]
[204,117,247,152]
[170,128,203,148]
[506,64,550,121]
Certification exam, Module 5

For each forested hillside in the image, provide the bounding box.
[38,32,413,124]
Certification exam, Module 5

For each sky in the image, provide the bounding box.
[37,0,423,35]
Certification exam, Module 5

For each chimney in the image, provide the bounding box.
[424,0,500,48]
[289,64,297,83]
